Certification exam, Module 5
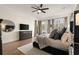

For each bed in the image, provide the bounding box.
[33,27,73,53]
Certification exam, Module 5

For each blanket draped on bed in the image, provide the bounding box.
[35,35,49,49]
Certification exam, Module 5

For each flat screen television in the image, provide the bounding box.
[20,24,29,30]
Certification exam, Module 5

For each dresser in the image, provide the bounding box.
[19,31,32,40]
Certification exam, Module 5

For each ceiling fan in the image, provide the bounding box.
[32,4,49,14]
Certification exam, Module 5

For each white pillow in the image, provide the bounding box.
[61,32,69,43]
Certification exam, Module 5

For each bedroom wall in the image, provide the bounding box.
[0,9,36,44]
[1,15,36,44]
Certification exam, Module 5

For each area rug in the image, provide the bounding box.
[17,43,50,55]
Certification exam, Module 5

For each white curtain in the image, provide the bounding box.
[54,18,65,31]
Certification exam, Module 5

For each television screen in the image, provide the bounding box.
[20,24,29,30]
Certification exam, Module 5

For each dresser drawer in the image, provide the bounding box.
[19,31,32,40]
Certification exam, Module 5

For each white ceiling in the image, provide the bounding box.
[0,4,77,20]
[32,4,77,20]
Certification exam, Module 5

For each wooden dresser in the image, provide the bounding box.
[19,31,32,40]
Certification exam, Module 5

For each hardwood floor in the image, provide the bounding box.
[2,38,32,55]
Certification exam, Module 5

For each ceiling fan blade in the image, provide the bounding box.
[32,10,38,12]
[41,8,49,10]
[40,4,43,7]
[32,7,38,9]
[41,10,46,13]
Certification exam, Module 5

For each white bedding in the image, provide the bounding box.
[34,32,73,51]
[35,35,49,49]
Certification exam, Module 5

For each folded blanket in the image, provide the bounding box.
[35,35,49,49]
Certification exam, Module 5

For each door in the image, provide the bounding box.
[0,25,2,55]
[0,19,2,55]
[74,10,79,55]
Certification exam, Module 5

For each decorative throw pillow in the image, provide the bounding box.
[49,29,57,38]
[53,31,61,40]
[61,33,68,42]
[58,27,67,39]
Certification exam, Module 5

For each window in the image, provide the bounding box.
[54,18,65,31]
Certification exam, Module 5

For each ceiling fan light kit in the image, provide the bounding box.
[32,4,49,14]
[37,10,41,13]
